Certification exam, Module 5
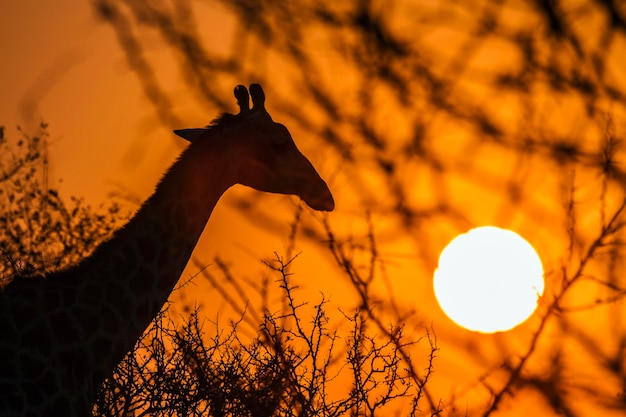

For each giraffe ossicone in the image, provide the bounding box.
[0,84,334,416]
[234,84,250,112]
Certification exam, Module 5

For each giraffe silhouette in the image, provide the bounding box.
[0,84,334,416]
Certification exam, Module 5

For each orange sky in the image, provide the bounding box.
[2,1,626,415]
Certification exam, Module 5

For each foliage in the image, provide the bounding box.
[94,255,440,416]
[0,124,124,284]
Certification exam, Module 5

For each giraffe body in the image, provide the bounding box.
[0,84,334,416]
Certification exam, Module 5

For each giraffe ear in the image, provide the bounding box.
[250,84,265,111]
[173,128,208,142]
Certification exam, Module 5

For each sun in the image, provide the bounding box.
[433,226,544,333]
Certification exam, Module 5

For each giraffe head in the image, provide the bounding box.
[174,84,335,211]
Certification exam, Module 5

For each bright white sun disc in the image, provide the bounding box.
[433,226,544,333]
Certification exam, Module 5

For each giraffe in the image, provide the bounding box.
[0,84,334,416]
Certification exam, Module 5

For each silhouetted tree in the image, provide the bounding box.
[93,255,440,416]
[0,124,124,283]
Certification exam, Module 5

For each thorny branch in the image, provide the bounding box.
[93,253,440,416]
[484,197,626,416]
[322,216,441,415]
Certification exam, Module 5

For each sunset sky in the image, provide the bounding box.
[1,1,210,199]
[1,0,626,415]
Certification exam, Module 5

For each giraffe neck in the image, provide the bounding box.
[0,136,238,415]
[83,136,236,357]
